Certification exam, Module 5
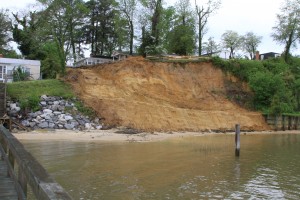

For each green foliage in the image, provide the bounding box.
[270,90,295,115]
[12,12,47,60]
[20,95,41,112]
[249,72,284,111]
[41,43,61,79]
[7,79,74,102]
[288,56,300,79]
[212,56,300,114]
[7,79,97,117]
[230,60,264,81]
[166,0,196,55]
[167,24,195,55]
[74,101,96,117]
[262,58,289,74]
[0,9,12,54]
[13,67,31,82]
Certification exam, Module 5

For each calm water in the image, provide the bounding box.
[21,133,300,200]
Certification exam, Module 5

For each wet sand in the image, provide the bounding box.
[13,129,300,143]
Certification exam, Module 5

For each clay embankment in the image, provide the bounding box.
[65,57,270,131]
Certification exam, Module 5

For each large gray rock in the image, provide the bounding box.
[10,103,17,110]
[21,120,30,127]
[85,123,92,130]
[64,115,73,121]
[53,111,62,115]
[43,109,53,114]
[64,123,75,130]
[29,122,36,128]
[49,123,55,128]
[40,101,47,106]
[38,122,49,129]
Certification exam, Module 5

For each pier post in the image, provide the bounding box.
[235,124,240,157]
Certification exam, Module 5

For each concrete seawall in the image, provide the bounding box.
[263,114,300,131]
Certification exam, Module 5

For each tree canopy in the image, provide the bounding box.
[272,0,300,61]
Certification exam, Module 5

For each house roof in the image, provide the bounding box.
[0,58,41,66]
[260,52,280,55]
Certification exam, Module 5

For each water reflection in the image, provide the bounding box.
[21,134,300,199]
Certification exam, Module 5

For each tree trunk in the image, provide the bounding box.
[198,15,202,56]
[129,20,133,55]
[151,0,162,45]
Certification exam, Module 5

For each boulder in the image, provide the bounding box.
[40,101,47,106]
[43,109,53,114]
[38,122,49,129]
[64,123,75,130]
[64,115,73,121]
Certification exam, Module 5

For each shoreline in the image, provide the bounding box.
[12,129,300,143]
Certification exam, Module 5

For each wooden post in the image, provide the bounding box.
[282,115,286,131]
[235,124,240,157]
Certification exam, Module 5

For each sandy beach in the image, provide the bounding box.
[12,128,300,143]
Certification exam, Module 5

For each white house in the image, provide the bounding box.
[0,57,41,83]
[73,52,128,67]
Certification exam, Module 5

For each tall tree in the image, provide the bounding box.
[118,0,137,55]
[271,0,300,61]
[138,0,163,55]
[221,30,242,59]
[39,0,87,72]
[167,0,195,55]
[242,32,262,59]
[0,9,12,55]
[12,11,46,60]
[85,0,118,56]
[195,0,221,56]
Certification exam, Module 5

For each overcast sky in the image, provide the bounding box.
[1,0,294,56]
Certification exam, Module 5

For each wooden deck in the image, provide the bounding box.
[0,154,18,200]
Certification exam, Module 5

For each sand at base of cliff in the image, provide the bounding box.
[13,129,300,143]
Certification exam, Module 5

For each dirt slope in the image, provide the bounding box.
[65,57,270,131]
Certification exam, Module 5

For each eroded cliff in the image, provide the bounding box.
[65,57,270,131]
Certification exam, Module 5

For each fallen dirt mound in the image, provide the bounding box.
[65,57,270,131]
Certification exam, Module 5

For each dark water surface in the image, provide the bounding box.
[21,133,300,199]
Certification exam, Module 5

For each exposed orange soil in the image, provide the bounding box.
[65,57,270,131]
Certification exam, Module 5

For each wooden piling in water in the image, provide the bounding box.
[235,124,240,157]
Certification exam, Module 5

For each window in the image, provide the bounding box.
[7,70,13,76]
[25,68,30,74]
[0,66,6,79]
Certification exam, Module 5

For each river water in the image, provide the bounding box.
[21,133,300,199]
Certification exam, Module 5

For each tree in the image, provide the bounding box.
[0,9,12,55]
[195,0,221,56]
[221,30,242,59]
[271,0,300,61]
[85,0,118,56]
[118,0,137,55]
[138,0,163,55]
[203,37,220,56]
[12,11,46,60]
[38,0,88,73]
[242,32,262,60]
[41,42,61,79]
[167,0,196,55]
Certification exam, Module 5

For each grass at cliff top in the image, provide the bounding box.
[7,79,74,101]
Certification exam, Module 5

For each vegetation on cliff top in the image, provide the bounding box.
[212,56,300,115]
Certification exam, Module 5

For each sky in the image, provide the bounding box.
[1,0,294,57]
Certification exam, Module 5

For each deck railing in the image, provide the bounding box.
[0,125,72,199]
